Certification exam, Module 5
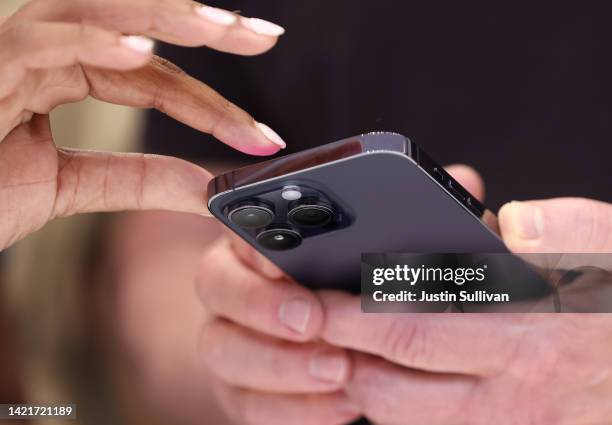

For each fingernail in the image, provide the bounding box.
[510,201,544,240]
[279,297,311,333]
[120,35,154,54]
[242,17,286,36]
[195,5,237,26]
[309,349,349,384]
[256,122,286,149]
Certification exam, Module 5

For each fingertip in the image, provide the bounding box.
[497,201,513,230]
[241,16,286,37]
[445,164,485,201]
[120,35,155,54]
[502,198,612,253]
[228,123,286,156]
[191,6,281,55]
[498,201,544,253]
[103,35,156,69]
[498,201,519,251]
[229,33,279,57]
[240,144,283,156]
[278,292,324,341]
[308,346,353,386]
[256,122,286,149]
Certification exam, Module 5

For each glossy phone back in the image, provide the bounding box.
[208,133,507,292]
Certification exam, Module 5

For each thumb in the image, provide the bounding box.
[498,198,612,253]
[0,114,214,251]
[53,148,213,218]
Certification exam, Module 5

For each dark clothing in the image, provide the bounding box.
[145,1,612,210]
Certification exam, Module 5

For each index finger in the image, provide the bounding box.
[14,0,283,55]
[196,238,324,342]
[229,231,286,280]
[85,56,285,155]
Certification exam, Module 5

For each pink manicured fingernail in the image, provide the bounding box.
[120,35,154,54]
[242,17,285,36]
[195,5,237,26]
[309,349,349,384]
[279,297,311,333]
[256,122,286,149]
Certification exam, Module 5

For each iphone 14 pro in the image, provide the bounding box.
[208,132,554,425]
[207,132,509,293]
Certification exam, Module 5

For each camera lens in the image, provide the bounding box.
[228,201,274,229]
[257,227,302,250]
[288,199,334,227]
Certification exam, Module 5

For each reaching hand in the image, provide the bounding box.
[0,0,287,250]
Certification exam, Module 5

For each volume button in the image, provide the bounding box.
[466,196,483,216]
[447,180,465,202]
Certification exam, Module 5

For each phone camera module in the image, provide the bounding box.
[228,201,274,229]
[257,227,302,250]
[288,199,334,227]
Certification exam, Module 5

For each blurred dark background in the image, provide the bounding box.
[147,0,612,210]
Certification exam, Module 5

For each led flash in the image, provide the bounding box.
[281,186,302,201]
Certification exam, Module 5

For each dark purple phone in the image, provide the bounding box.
[208,132,507,294]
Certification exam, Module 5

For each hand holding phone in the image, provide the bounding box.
[198,147,486,424]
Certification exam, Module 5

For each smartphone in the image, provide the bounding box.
[207,132,508,293]
[208,133,552,425]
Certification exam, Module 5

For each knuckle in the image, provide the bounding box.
[74,21,105,44]
[194,281,213,311]
[357,388,394,424]
[453,382,489,425]
[213,384,254,425]
[150,55,185,76]
[232,392,269,425]
[145,57,185,113]
[197,319,228,368]
[149,0,176,29]
[207,92,242,137]
[512,323,563,384]
[463,381,544,425]
[382,317,429,366]
[151,8,175,35]
[76,21,89,40]
[197,240,228,276]
[215,96,234,119]
[2,22,28,50]
[54,149,82,218]
[348,362,395,423]
[242,274,265,321]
